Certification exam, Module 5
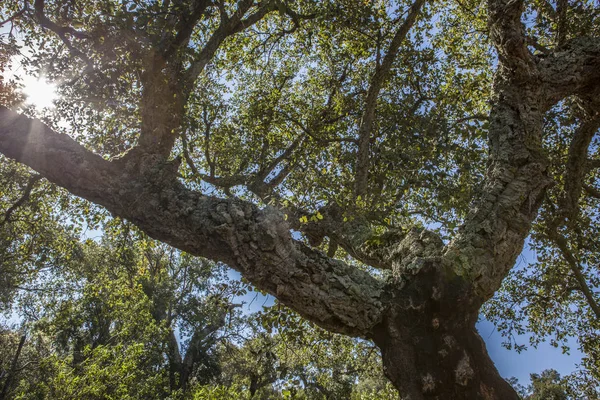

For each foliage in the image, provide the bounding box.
[509,369,599,400]
[0,221,397,399]
[1,0,600,397]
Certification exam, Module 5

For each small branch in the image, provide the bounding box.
[526,35,551,54]
[1,174,42,226]
[555,0,568,46]
[34,0,90,39]
[33,0,97,74]
[283,113,357,145]
[550,231,600,319]
[583,184,600,199]
[449,113,489,129]
[256,136,303,183]
[201,105,217,177]
[0,4,27,28]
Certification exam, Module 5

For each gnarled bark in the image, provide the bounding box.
[370,260,519,399]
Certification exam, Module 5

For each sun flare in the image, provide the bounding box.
[21,75,58,109]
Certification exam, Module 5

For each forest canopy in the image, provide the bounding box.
[0,0,599,398]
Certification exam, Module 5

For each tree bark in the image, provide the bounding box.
[369,261,519,399]
[374,319,518,399]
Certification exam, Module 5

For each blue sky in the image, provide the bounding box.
[478,244,584,385]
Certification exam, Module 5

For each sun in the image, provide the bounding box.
[21,75,58,109]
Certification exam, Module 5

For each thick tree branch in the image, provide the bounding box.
[487,0,532,72]
[539,37,600,107]
[134,1,279,160]
[561,112,600,220]
[354,0,427,197]
[0,334,26,399]
[444,1,600,305]
[0,106,385,336]
[444,0,550,303]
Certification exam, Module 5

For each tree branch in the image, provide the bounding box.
[583,184,600,199]
[539,37,600,107]
[587,158,600,170]
[161,0,212,61]
[0,334,26,399]
[561,112,600,220]
[445,0,600,305]
[183,0,276,93]
[555,0,568,46]
[443,0,550,303]
[34,0,89,40]
[354,0,427,197]
[1,173,42,226]
[33,0,96,74]
[549,231,600,319]
[0,105,385,336]
[487,0,532,73]
[0,4,27,28]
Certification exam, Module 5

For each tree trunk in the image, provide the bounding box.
[0,334,26,400]
[373,320,518,399]
[369,261,519,399]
